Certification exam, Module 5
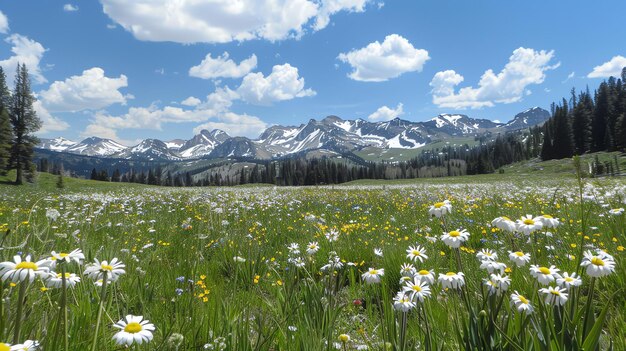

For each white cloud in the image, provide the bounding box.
[587,55,626,78]
[193,112,267,137]
[189,52,257,79]
[237,63,315,105]
[0,10,9,33]
[63,4,79,12]
[368,102,403,121]
[314,0,369,30]
[100,0,371,44]
[33,100,70,134]
[0,34,47,85]
[181,96,201,106]
[430,47,559,109]
[39,67,128,112]
[337,34,429,82]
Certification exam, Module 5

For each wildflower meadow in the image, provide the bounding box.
[0,172,624,350]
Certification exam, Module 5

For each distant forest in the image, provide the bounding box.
[37,68,626,186]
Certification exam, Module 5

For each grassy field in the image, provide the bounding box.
[0,161,624,350]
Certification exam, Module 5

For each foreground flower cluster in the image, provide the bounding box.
[0,176,623,350]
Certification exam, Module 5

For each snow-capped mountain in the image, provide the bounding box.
[37,107,550,161]
[38,137,78,152]
[113,139,181,161]
[424,114,502,135]
[504,107,551,130]
[63,137,127,157]
[178,129,230,159]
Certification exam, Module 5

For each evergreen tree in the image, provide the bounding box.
[0,67,12,175]
[591,82,609,152]
[9,64,42,184]
[56,164,65,189]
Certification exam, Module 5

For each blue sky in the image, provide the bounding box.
[1,0,625,145]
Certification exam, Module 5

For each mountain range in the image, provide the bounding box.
[38,107,550,162]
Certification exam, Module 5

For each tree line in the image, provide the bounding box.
[541,67,626,161]
[0,64,42,184]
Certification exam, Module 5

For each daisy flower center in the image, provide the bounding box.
[590,257,604,266]
[59,253,68,257]
[550,290,561,296]
[412,250,421,256]
[16,261,38,270]
[369,269,378,275]
[0,343,10,351]
[412,285,422,292]
[514,251,524,257]
[446,272,456,276]
[539,267,551,275]
[124,322,143,333]
[565,277,574,282]
[523,219,535,225]
[543,215,553,219]
[101,264,114,271]
[418,270,430,275]
[434,202,445,208]
[501,216,511,221]
[449,231,460,237]
[518,295,529,304]
[57,273,71,279]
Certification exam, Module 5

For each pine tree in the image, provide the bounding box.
[591,83,609,152]
[0,67,13,175]
[9,64,42,184]
[56,164,65,189]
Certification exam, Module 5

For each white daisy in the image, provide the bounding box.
[516,215,543,235]
[476,249,498,261]
[555,272,582,289]
[479,260,507,274]
[83,258,126,282]
[608,208,624,216]
[510,291,533,314]
[325,229,339,242]
[9,340,39,351]
[399,263,417,277]
[508,251,531,267]
[46,272,81,288]
[50,249,85,268]
[539,286,568,306]
[440,229,469,248]
[580,250,616,277]
[529,265,559,285]
[406,245,428,263]
[306,241,319,255]
[392,291,415,312]
[491,216,516,232]
[112,315,155,346]
[415,269,435,285]
[438,272,465,289]
[428,200,452,218]
[374,248,383,257]
[361,268,384,284]
[0,255,51,283]
[485,273,511,295]
[537,215,560,228]
[402,278,432,302]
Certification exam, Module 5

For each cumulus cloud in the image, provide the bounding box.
[587,55,626,78]
[192,112,267,137]
[63,4,79,12]
[0,10,8,33]
[237,63,315,105]
[189,52,257,79]
[33,100,70,134]
[100,0,372,44]
[337,34,429,82]
[181,96,201,106]
[430,47,559,109]
[368,102,403,121]
[314,0,369,30]
[0,34,47,84]
[39,67,129,112]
